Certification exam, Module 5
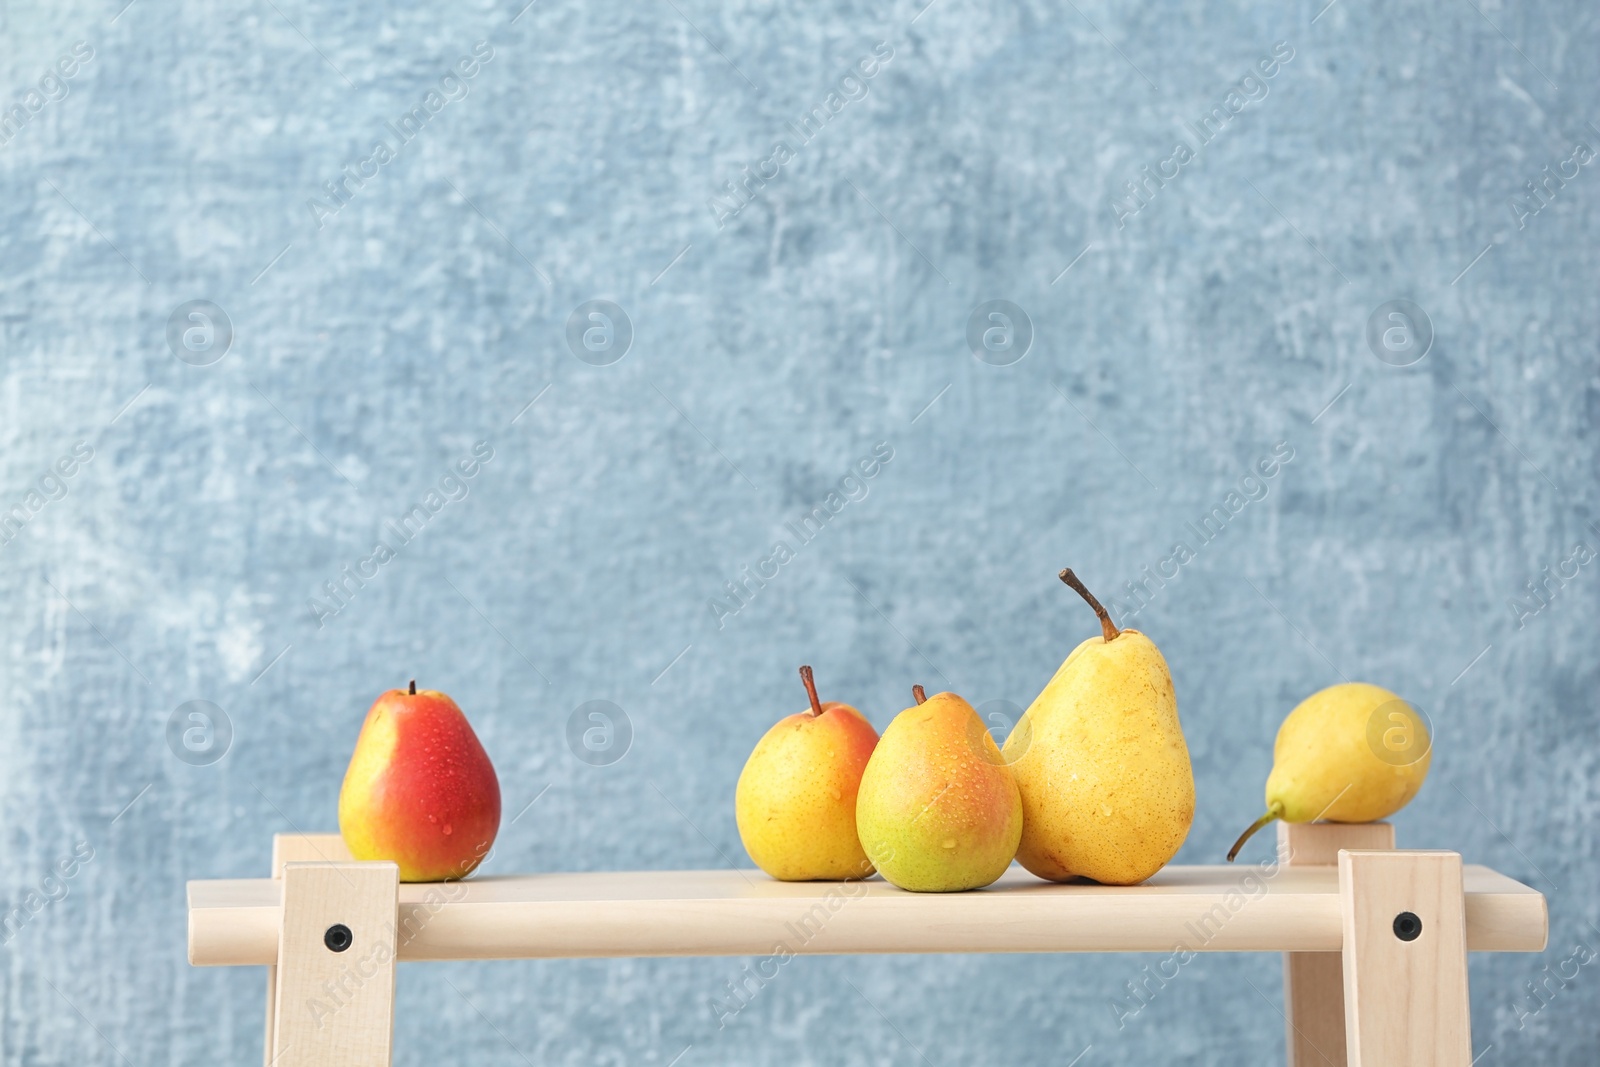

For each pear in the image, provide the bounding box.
[855,686,1023,892]
[1227,682,1430,861]
[735,666,880,881]
[1004,569,1194,885]
[339,681,501,882]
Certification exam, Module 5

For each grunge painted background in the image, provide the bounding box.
[1,0,1596,1062]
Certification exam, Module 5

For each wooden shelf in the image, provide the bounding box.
[205,828,1549,1066]
[189,861,1545,967]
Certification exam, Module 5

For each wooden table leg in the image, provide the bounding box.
[271,861,398,1067]
[1338,850,1472,1066]
[265,834,354,1065]
[1280,822,1395,1067]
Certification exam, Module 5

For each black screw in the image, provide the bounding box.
[1393,911,1422,942]
[324,923,353,952]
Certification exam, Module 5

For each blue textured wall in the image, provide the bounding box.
[1,0,1596,1062]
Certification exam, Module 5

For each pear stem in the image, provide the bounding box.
[1060,568,1119,642]
[409,679,417,695]
[799,665,823,716]
[912,685,927,705]
[1226,803,1284,862]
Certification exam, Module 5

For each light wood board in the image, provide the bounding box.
[266,834,354,1066]
[189,861,1546,967]
[1281,821,1397,1067]
[1340,850,1473,1066]
[272,862,398,1067]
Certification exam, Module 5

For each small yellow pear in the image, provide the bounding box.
[1004,569,1195,886]
[735,666,880,881]
[1227,682,1431,861]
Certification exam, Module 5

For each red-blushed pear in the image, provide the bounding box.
[338,681,501,882]
[735,666,880,881]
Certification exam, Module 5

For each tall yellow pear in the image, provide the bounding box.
[1003,569,1194,885]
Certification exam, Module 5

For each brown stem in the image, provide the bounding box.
[912,685,927,705]
[1226,803,1284,862]
[409,680,417,695]
[1059,568,1120,642]
[798,665,823,716]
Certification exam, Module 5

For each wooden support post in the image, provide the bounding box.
[1280,821,1395,1067]
[271,861,398,1067]
[1339,850,1472,1067]
[265,834,353,1066]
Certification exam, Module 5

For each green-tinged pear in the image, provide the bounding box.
[855,686,1023,892]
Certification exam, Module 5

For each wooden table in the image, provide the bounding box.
[186,826,1547,1066]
